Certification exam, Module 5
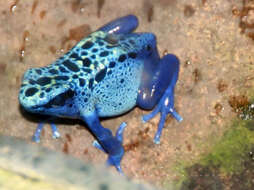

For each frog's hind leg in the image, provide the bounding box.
[81,111,127,174]
[32,120,60,143]
[97,15,138,34]
[137,54,183,144]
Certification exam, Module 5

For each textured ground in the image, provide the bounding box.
[0,0,253,189]
[0,135,157,190]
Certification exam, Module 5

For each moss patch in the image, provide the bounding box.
[178,119,254,190]
[201,120,254,174]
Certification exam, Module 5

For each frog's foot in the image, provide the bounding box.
[32,122,60,143]
[142,89,182,144]
[93,122,127,174]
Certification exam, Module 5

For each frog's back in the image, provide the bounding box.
[73,31,145,117]
[20,31,144,117]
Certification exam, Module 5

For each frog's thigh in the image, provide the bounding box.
[97,15,138,34]
[137,54,180,110]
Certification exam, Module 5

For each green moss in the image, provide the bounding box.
[171,162,189,189]
[171,89,254,188]
[200,120,254,174]
[167,105,254,189]
[173,120,254,189]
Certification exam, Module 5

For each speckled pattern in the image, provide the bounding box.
[0,0,254,189]
[19,31,143,117]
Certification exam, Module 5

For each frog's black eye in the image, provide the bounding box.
[145,45,152,51]
[104,34,118,45]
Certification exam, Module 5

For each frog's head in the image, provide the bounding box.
[19,67,75,115]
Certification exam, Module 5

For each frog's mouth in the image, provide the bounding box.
[19,81,74,113]
[31,89,75,110]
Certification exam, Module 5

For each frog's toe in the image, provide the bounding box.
[115,122,127,142]
[142,105,160,123]
[143,91,182,144]
[155,96,182,144]
[32,123,44,143]
[106,154,124,175]
[32,135,41,143]
[50,123,61,139]
[93,122,127,150]
[93,140,105,152]
[153,110,167,144]
[92,122,127,174]
[93,140,124,174]
[168,107,183,122]
[32,122,61,142]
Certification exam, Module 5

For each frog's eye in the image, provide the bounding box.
[104,34,118,45]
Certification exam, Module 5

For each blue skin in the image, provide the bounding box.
[19,15,182,174]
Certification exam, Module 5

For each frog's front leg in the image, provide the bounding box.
[137,54,183,144]
[97,15,138,34]
[81,111,126,174]
[32,120,60,143]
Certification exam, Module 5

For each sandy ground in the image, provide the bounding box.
[0,0,253,189]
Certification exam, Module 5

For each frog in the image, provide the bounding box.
[19,15,183,174]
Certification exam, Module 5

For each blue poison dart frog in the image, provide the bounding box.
[19,15,183,174]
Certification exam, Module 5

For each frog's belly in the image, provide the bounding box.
[95,84,139,117]
[92,59,143,117]
[94,72,142,117]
